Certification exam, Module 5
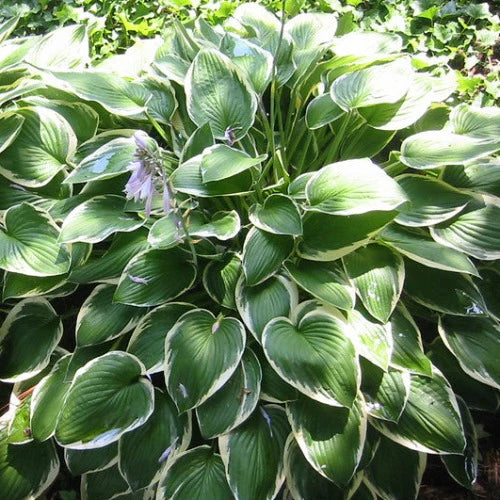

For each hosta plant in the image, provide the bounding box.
[0,5,499,499]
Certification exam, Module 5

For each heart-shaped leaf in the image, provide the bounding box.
[404,260,486,316]
[0,434,59,499]
[0,113,24,154]
[431,204,500,261]
[236,274,298,342]
[343,244,404,322]
[0,298,62,383]
[450,103,500,140]
[379,224,478,276]
[0,203,71,277]
[395,175,471,227]
[305,94,344,130]
[263,312,359,407]
[331,58,413,110]
[306,159,407,215]
[186,48,257,140]
[119,388,191,491]
[287,395,367,486]
[365,435,426,499]
[298,211,397,261]
[249,194,303,236]
[284,436,345,500]
[65,137,136,184]
[114,248,196,307]
[55,352,154,449]
[371,369,465,454]
[0,107,77,187]
[201,144,265,183]
[76,284,142,347]
[157,446,232,499]
[346,309,393,371]
[390,305,432,376]
[60,195,144,244]
[196,348,262,439]
[285,259,355,311]
[127,302,194,374]
[218,405,290,500]
[203,253,241,309]
[400,131,500,169]
[361,360,410,422]
[438,316,500,390]
[165,309,246,412]
[243,227,294,286]
[64,444,118,476]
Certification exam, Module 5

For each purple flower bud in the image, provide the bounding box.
[133,131,149,150]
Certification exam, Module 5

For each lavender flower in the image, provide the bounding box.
[124,131,171,217]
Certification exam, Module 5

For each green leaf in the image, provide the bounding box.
[179,123,214,164]
[172,154,253,197]
[65,444,118,475]
[262,312,359,407]
[361,360,410,422]
[43,70,148,117]
[243,227,293,286]
[306,159,407,215]
[298,211,397,261]
[0,113,24,154]
[22,97,99,144]
[55,352,154,449]
[0,203,71,277]
[285,260,355,311]
[69,229,149,284]
[165,309,246,412]
[441,398,478,490]
[114,248,196,307]
[186,48,257,140]
[76,284,142,347]
[346,309,393,371]
[284,436,345,500]
[31,355,72,441]
[26,25,88,69]
[200,144,265,183]
[395,175,471,227]
[305,94,344,130]
[127,303,194,374]
[157,446,232,499]
[371,369,465,454]
[203,253,241,309]
[287,395,367,486]
[429,338,500,413]
[450,104,500,140]
[196,348,261,439]
[390,305,432,376]
[344,244,404,322]
[438,316,500,390]
[400,131,500,169]
[331,32,402,59]
[365,435,426,499]
[65,137,136,184]
[0,434,59,500]
[81,464,130,500]
[341,125,395,161]
[442,159,500,199]
[249,194,303,236]
[431,204,500,261]
[331,58,413,110]
[219,405,290,500]
[219,34,273,94]
[0,298,62,383]
[404,260,486,316]
[60,195,144,244]
[119,388,191,491]
[0,107,77,187]
[378,224,478,276]
[236,274,298,342]
[359,75,433,131]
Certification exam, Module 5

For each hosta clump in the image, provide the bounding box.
[0,6,499,499]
